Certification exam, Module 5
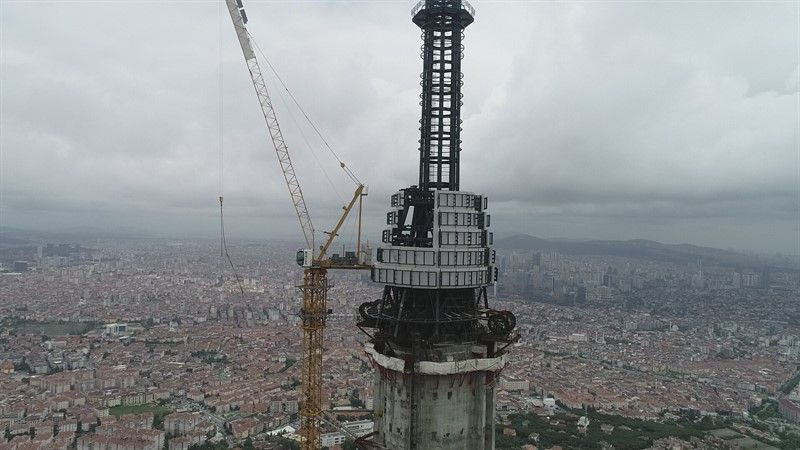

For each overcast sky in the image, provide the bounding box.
[1,1,798,254]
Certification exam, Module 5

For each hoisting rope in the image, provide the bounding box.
[248,31,362,186]
[218,1,245,302]
[219,196,245,300]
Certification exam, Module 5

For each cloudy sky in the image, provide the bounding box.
[1,0,798,254]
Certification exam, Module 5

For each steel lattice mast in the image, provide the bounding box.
[415,0,474,191]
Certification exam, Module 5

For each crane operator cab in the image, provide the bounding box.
[296,249,313,267]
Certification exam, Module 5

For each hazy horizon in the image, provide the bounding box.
[1,223,794,259]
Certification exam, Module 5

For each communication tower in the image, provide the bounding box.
[358,1,517,448]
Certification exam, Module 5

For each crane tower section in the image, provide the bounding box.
[358,1,516,449]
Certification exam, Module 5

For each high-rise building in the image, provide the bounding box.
[13,261,28,273]
[531,252,542,268]
[576,286,587,304]
[357,1,516,448]
[761,267,770,289]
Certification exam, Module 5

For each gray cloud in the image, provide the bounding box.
[1,1,798,254]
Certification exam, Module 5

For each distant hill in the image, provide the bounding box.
[0,226,159,242]
[493,234,556,250]
[0,235,30,246]
[495,234,794,270]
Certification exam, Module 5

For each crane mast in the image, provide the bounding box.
[225,0,314,251]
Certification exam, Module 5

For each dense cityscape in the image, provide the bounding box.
[0,237,797,449]
[2,0,796,447]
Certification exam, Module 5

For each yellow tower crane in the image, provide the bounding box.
[225,1,371,448]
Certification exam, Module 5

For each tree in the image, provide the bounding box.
[243,437,254,450]
[14,359,30,373]
[189,441,229,450]
[348,389,365,408]
[274,437,299,450]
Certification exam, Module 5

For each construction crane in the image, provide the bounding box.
[224,1,371,448]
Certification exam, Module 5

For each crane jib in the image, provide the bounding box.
[224,0,315,251]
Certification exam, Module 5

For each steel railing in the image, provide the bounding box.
[412,0,475,18]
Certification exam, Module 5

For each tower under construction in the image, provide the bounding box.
[358,1,517,448]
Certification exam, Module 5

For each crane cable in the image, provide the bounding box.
[248,31,361,186]
[219,198,245,300]
[269,67,345,205]
[218,1,245,302]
